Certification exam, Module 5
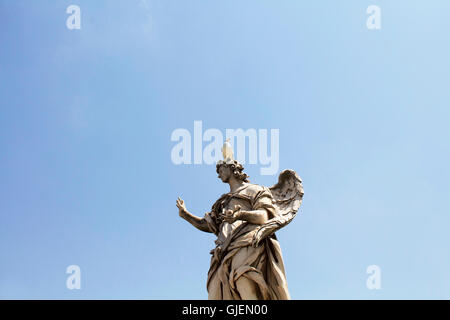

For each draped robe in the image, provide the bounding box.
[203,183,290,300]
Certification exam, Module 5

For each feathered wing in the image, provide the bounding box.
[252,169,304,247]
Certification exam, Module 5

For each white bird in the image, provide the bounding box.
[221,139,234,160]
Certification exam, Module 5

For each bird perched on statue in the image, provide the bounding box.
[221,139,234,161]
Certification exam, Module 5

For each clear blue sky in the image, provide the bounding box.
[1,0,449,299]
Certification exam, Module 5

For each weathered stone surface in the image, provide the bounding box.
[176,142,303,300]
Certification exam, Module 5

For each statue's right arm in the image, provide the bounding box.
[180,210,212,233]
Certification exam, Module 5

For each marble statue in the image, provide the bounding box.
[176,141,304,300]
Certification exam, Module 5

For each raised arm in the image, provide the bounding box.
[176,197,212,233]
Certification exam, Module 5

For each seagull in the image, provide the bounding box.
[221,139,234,160]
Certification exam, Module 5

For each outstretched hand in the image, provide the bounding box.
[176,197,187,217]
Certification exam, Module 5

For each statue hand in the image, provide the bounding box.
[176,197,187,217]
[222,205,241,224]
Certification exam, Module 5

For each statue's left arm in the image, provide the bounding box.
[235,209,269,225]
[223,188,275,225]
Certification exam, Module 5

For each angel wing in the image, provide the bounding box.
[252,169,304,247]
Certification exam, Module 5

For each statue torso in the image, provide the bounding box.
[211,183,266,248]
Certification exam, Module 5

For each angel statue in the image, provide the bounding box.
[176,141,304,300]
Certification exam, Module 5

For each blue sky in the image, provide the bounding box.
[0,0,449,299]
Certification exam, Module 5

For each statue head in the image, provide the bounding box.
[216,159,250,183]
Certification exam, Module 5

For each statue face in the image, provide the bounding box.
[217,165,232,183]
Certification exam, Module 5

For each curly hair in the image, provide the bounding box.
[216,160,250,182]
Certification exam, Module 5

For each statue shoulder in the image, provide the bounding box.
[239,183,269,197]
